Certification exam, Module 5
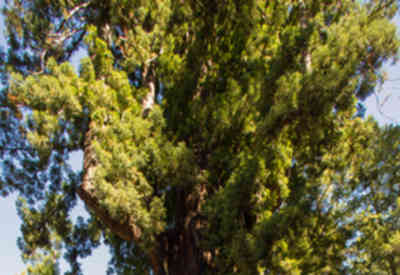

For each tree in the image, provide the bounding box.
[1,0,400,274]
[343,123,400,274]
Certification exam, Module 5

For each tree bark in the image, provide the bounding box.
[389,254,398,275]
[162,185,208,275]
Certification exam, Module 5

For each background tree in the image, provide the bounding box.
[1,0,400,274]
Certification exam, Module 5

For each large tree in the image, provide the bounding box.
[1,0,400,274]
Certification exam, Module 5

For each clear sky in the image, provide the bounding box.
[1,5,400,275]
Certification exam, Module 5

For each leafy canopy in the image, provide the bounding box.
[1,0,400,274]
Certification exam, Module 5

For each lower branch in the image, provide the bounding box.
[77,179,142,242]
[77,121,142,242]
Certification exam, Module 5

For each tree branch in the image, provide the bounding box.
[57,1,92,33]
[142,63,156,113]
[77,121,142,242]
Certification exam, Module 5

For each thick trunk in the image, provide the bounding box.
[153,185,209,275]
[158,229,205,275]
[147,236,203,275]
[389,255,398,275]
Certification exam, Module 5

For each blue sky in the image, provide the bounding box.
[1,5,400,275]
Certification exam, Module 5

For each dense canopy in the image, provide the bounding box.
[1,0,400,274]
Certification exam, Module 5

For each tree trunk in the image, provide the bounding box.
[160,229,205,275]
[389,255,398,275]
[152,186,209,275]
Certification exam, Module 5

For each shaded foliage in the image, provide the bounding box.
[1,0,400,274]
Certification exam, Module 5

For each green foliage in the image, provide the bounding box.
[1,0,400,274]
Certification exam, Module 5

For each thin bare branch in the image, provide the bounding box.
[373,85,399,124]
[57,1,92,33]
